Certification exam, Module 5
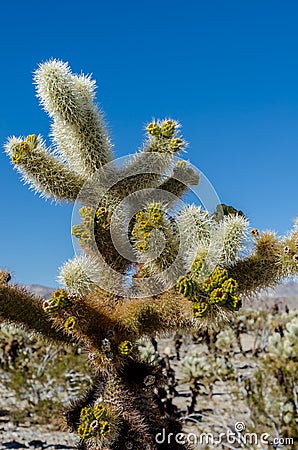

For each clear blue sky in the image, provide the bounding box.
[1,0,297,287]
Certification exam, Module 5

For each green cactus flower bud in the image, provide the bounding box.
[64,315,78,330]
[25,134,38,148]
[169,138,184,152]
[19,141,30,153]
[191,301,210,318]
[77,422,92,439]
[135,211,147,221]
[226,296,242,311]
[160,120,176,138]
[221,278,238,295]
[210,267,229,287]
[72,225,85,238]
[118,340,133,355]
[11,153,24,164]
[138,220,152,231]
[131,227,139,237]
[147,202,163,214]
[11,141,31,165]
[80,230,92,243]
[96,206,107,219]
[200,278,213,293]
[177,276,198,298]
[191,258,204,276]
[136,241,149,253]
[209,288,228,305]
[83,216,93,228]
[79,206,95,218]
[80,406,94,421]
[99,420,111,435]
[146,122,161,137]
[93,404,107,420]
[52,289,70,307]
[149,211,163,226]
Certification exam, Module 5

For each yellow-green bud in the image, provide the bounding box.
[80,407,94,421]
[226,296,242,311]
[177,276,198,298]
[149,211,163,226]
[131,227,139,237]
[176,160,187,169]
[136,241,149,253]
[191,258,204,276]
[52,289,70,307]
[19,141,30,153]
[93,404,107,420]
[81,230,92,243]
[169,138,184,152]
[79,206,95,218]
[25,134,38,148]
[64,316,78,331]
[210,267,229,286]
[138,220,152,232]
[99,420,111,435]
[209,288,228,305]
[77,422,92,439]
[11,153,23,164]
[147,202,163,214]
[83,216,93,228]
[191,301,209,318]
[72,225,85,238]
[96,206,107,219]
[147,122,161,137]
[221,278,238,295]
[136,211,147,221]
[161,120,176,138]
[118,340,133,355]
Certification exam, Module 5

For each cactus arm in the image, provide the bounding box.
[112,120,187,200]
[112,290,193,340]
[34,60,113,176]
[228,229,298,295]
[5,135,84,201]
[159,161,200,200]
[0,283,72,344]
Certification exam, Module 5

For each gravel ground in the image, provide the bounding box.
[0,422,77,450]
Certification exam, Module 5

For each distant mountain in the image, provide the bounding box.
[23,281,297,310]
[248,280,298,310]
[24,284,54,299]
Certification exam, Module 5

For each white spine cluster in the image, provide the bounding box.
[215,214,249,264]
[34,59,113,177]
[177,205,211,247]
[58,255,101,295]
[4,135,84,201]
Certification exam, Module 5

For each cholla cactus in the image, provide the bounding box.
[1,59,298,450]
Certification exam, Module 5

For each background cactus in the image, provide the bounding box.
[1,59,298,450]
